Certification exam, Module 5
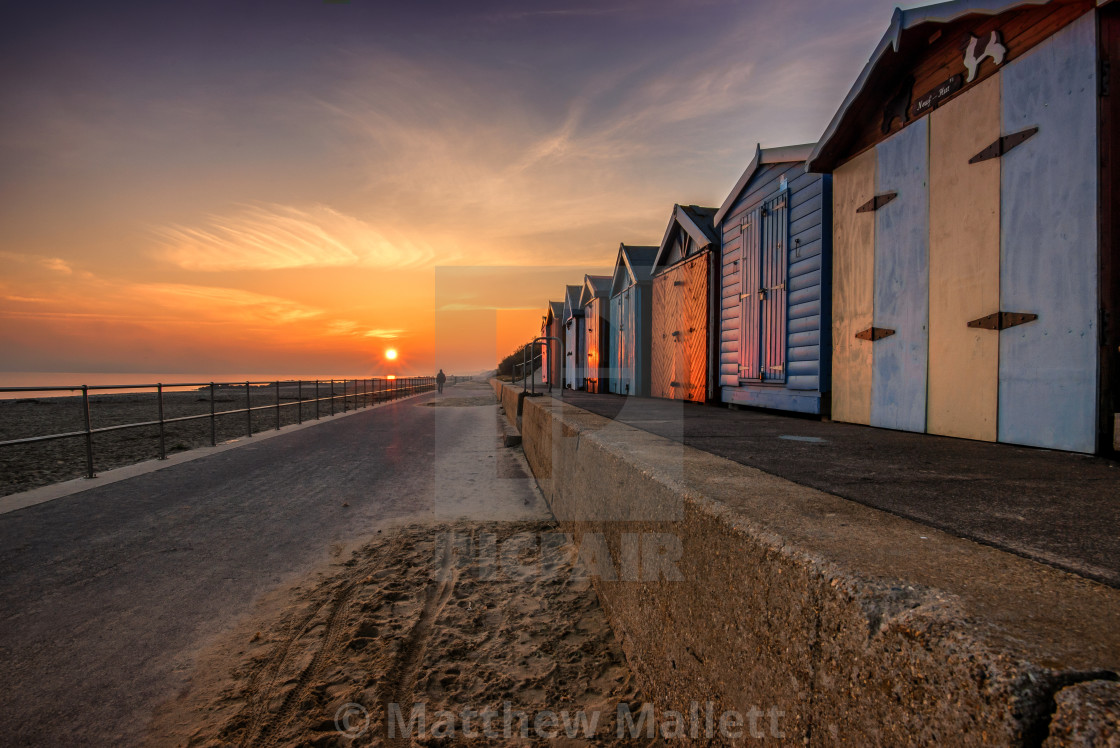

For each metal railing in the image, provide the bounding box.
[0,376,445,480]
[514,337,560,394]
[513,352,541,389]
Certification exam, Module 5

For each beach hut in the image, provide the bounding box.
[541,301,564,387]
[714,144,832,415]
[609,244,658,397]
[579,275,613,393]
[808,0,1118,454]
[651,205,720,403]
[562,284,585,390]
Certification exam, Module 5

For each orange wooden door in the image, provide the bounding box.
[651,272,677,399]
[681,254,709,403]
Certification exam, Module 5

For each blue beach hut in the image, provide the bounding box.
[608,244,658,397]
[714,143,832,415]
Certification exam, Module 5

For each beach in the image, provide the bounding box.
[146,520,647,747]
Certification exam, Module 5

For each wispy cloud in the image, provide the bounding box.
[3,295,51,303]
[153,203,437,271]
[131,283,326,324]
[42,258,72,274]
[363,328,405,339]
[307,2,886,267]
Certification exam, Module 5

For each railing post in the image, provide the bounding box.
[275,380,281,430]
[343,379,348,413]
[315,380,320,419]
[157,383,167,460]
[82,385,95,478]
[330,379,335,416]
[245,381,252,437]
[297,380,303,424]
[209,382,217,446]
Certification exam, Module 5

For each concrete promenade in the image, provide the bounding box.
[497,380,1120,745]
[558,390,1120,588]
[0,381,543,746]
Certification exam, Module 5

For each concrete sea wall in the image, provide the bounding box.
[492,380,1119,745]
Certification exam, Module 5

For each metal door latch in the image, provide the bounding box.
[970,127,1038,163]
[967,311,1038,330]
[855,327,896,341]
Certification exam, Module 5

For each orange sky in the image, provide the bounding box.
[0,0,907,378]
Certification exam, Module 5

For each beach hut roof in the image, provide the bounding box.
[579,274,612,308]
[545,300,564,326]
[806,0,1098,172]
[653,204,719,271]
[713,143,817,226]
[611,244,659,296]
[563,284,585,323]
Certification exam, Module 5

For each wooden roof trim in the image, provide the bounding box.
[611,245,633,297]
[653,204,719,271]
[611,244,659,296]
[807,0,1053,173]
[563,284,585,323]
[579,274,612,308]
[713,142,817,226]
[622,244,658,284]
[545,301,563,325]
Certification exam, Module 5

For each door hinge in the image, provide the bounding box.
[855,327,896,341]
[967,311,1038,330]
[670,381,681,387]
[970,127,1038,164]
[856,192,898,213]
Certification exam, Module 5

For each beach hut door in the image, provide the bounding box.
[739,209,762,380]
[739,192,789,382]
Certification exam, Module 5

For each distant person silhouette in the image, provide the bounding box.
[436,369,446,394]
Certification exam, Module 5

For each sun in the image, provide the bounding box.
[385,348,398,361]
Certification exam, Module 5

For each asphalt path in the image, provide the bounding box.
[0,381,541,746]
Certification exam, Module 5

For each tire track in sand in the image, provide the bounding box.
[248,579,359,747]
[238,537,405,747]
[380,532,459,746]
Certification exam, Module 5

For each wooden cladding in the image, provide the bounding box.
[651,255,709,402]
[585,298,608,394]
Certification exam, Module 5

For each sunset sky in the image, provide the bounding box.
[0,0,915,378]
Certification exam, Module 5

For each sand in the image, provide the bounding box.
[147,521,655,747]
[0,383,411,497]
